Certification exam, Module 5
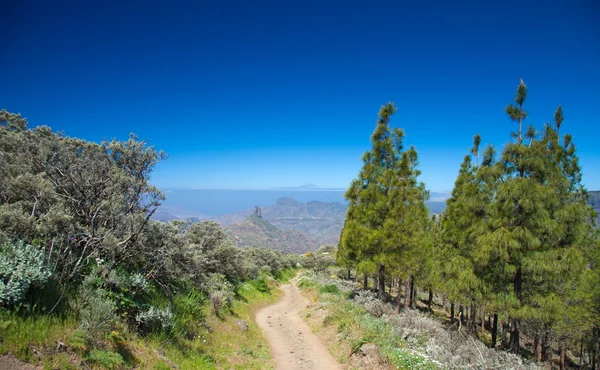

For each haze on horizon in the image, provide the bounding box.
[2,1,599,193]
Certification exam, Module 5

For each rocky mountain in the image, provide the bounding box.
[224,213,318,254]
[260,197,346,245]
[589,190,600,221]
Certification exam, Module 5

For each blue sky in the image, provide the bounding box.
[2,0,599,192]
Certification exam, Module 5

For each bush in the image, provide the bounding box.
[0,240,51,306]
[72,285,117,342]
[205,274,235,314]
[320,284,341,295]
[86,349,125,369]
[135,306,174,333]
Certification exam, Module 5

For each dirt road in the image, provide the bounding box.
[256,278,342,370]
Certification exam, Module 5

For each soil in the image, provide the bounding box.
[256,279,342,370]
[0,355,40,370]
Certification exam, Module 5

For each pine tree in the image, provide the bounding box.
[477,81,592,355]
[339,102,428,302]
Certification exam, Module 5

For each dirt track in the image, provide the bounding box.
[256,278,341,370]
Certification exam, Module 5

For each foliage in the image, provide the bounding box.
[0,240,51,306]
[71,277,117,341]
[135,305,174,333]
[86,349,125,369]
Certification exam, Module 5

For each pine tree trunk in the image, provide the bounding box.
[458,305,464,329]
[579,335,584,369]
[491,313,498,348]
[560,342,567,370]
[510,317,520,354]
[501,320,509,349]
[373,276,378,292]
[534,334,542,364]
[403,277,411,309]
[347,269,351,280]
[450,302,455,324]
[427,287,433,312]
[396,278,403,312]
[470,303,477,333]
[542,329,551,362]
[363,275,368,290]
[510,267,522,354]
[410,276,417,309]
[481,311,485,336]
[378,264,385,301]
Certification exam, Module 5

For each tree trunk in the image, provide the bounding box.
[363,275,368,290]
[427,287,433,312]
[481,311,485,336]
[491,313,498,348]
[510,267,522,354]
[347,269,351,280]
[510,317,520,354]
[403,277,411,309]
[501,320,509,349]
[458,305,464,328]
[560,342,567,370]
[410,276,417,309]
[396,278,403,312]
[470,303,477,333]
[450,302,455,324]
[534,334,542,364]
[542,327,551,362]
[373,276,378,292]
[579,335,584,369]
[378,264,385,301]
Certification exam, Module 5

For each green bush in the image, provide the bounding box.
[71,276,117,341]
[319,284,341,295]
[0,241,51,306]
[86,349,125,369]
[205,274,234,314]
[135,306,173,333]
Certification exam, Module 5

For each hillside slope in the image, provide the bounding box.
[225,214,318,254]
[261,198,346,245]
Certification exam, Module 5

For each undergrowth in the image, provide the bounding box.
[0,269,297,369]
[299,270,538,370]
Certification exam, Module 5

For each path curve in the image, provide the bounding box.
[256,278,342,370]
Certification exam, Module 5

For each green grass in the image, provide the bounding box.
[0,310,77,363]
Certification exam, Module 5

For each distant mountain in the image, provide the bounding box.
[152,210,180,222]
[224,214,318,254]
[589,190,600,220]
[260,198,346,245]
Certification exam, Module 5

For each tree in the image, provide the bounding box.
[339,103,428,302]
[476,82,592,356]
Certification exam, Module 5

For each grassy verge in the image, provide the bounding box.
[0,269,297,369]
[297,276,439,370]
[297,271,538,370]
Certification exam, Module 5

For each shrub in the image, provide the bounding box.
[320,284,341,295]
[0,240,51,306]
[205,274,234,314]
[86,349,125,369]
[72,285,117,342]
[135,306,174,333]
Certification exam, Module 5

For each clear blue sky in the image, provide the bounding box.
[2,0,599,192]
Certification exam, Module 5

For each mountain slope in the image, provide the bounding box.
[225,214,318,254]
[260,198,346,245]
